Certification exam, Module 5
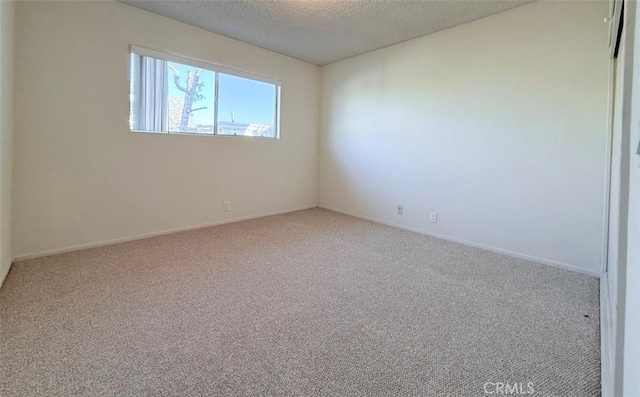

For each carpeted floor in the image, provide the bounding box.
[0,209,600,396]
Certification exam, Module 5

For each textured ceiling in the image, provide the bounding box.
[119,0,535,65]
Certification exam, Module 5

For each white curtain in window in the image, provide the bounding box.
[131,55,168,132]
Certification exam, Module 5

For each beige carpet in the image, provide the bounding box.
[1,209,600,396]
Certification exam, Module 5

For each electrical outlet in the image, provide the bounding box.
[397,205,404,215]
[223,201,230,212]
[430,212,438,223]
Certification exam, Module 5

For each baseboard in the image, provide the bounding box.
[319,206,600,278]
[13,204,601,279]
[0,261,11,289]
[12,206,318,262]
[600,273,615,397]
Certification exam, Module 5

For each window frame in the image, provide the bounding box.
[129,45,282,139]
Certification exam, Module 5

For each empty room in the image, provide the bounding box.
[1,0,639,396]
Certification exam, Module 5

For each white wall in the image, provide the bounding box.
[0,0,14,286]
[12,1,320,259]
[320,0,610,275]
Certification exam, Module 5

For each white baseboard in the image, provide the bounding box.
[600,273,614,397]
[319,206,600,278]
[12,204,602,279]
[12,206,318,262]
[0,262,11,289]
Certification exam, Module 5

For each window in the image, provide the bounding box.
[129,46,281,138]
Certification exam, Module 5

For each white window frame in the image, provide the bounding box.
[129,45,282,139]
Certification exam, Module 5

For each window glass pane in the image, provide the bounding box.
[217,73,277,138]
[130,47,279,138]
[129,54,168,133]
[129,53,136,131]
[167,61,215,134]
